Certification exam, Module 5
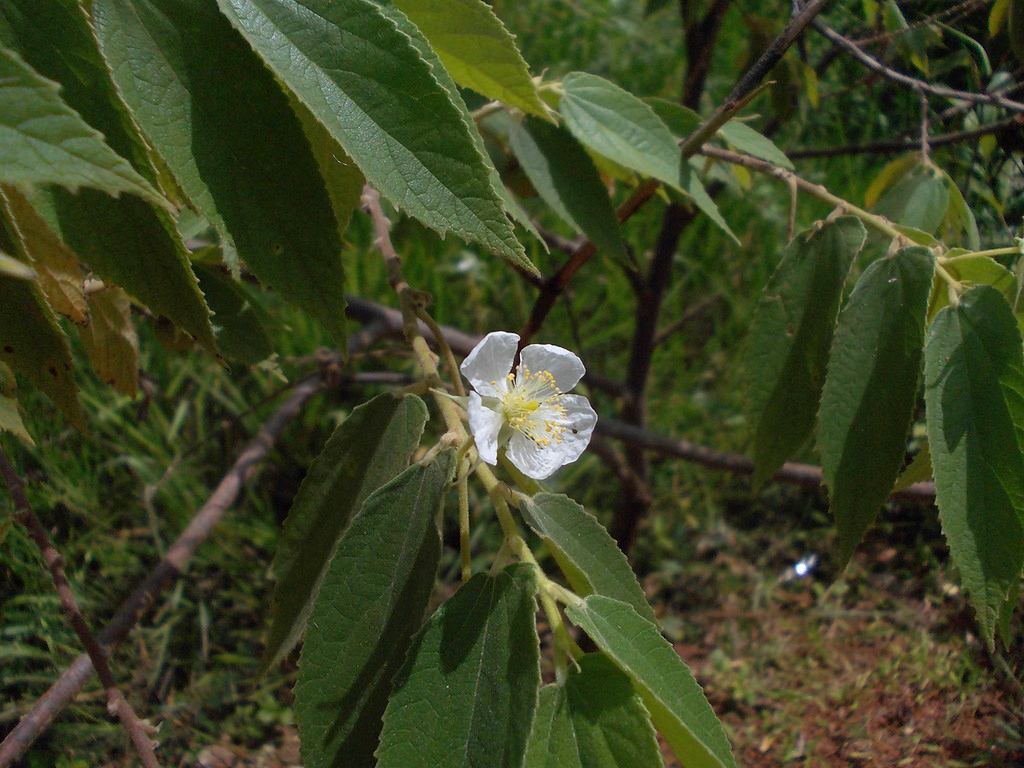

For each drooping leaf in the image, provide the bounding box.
[928,253,1014,322]
[389,0,548,118]
[0,0,217,353]
[193,262,274,366]
[566,596,735,768]
[523,655,663,768]
[296,451,454,768]
[377,564,540,768]
[873,163,949,235]
[0,275,83,429]
[0,44,165,207]
[0,393,32,444]
[262,394,430,671]
[716,120,794,169]
[924,285,1024,647]
[79,286,139,397]
[817,247,934,565]
[521,493,655,623]
[93,0,348,347]
[892,441,932,493]
[743,217,867,490]
[216,0,528,268]
[508,117,626,261]
[0,185,87,324]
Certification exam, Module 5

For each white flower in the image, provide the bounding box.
[460,331,597,480]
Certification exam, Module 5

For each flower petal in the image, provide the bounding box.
[547,394,597,465]
[519,344,585,392]
[467,392,503,465]
[506,431,568,480]
[461,331,519,397]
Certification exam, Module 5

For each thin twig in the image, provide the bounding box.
[813,21,1024,114]
[517,0,833,346]
[594,417,936,504]
[0,322,390,765]
[787,117,1023,158]
[0,452,162,768]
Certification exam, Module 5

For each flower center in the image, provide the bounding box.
[498,365,567,447]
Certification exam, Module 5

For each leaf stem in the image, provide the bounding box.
[941,246,1020,263]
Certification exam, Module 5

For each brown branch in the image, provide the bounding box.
[813,21,1024,114]
[0,321,390,766]
[787,116,1024,158]
[595,417,936,504]
[0,452,161,768]
[517,0,833,346]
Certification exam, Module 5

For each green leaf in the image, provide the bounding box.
[193,262,274,366]
[93,0,348,347]
[743,217,867,490]
[521,493,656,623]
[296,451,454,768]
[508,117,626,261]
[644,98,701,140]
[262,394,430,671]
[0,392,32,445]
[216,0,527,267]
[79,285,139,397]
[566,596,735,768]
[924,285,1024,647]
[892,441,932,493]
[292,98,366,241]
[560,73,681,188]
[0,0,217,354]
[524,655,663,768]
[0,44,165,208]
[817,247,935,565]
[717,120,794,169]
[378,564,540,768]
[928,253,1013,322]
[0,275,84,430]
[389,0,548,119]
[558,77,735,241]
[873,163,949,235]
[0,185,87,324]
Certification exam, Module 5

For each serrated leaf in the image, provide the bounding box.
[262,394,429,671]
[924,285,1024,647]
[377,563,540,768]
[390,0,548,119]
[818,247,934,565]
[370,2,544,258]
[717,121,793,169]
[508,117,626,261]
[0,0,217,354]
[0,44,165,207]
[79,286,139,397]
[0,276,83,429]
[522,493,655,623]
[743,217,867,490]
[295,451,453,768]
[566,596,735,768]
[524,655,663,768]
[0,393,32,444]
[216,0,527,268]
[193,262,274,366]
[0,185,87,324]
[93,0,347,347]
